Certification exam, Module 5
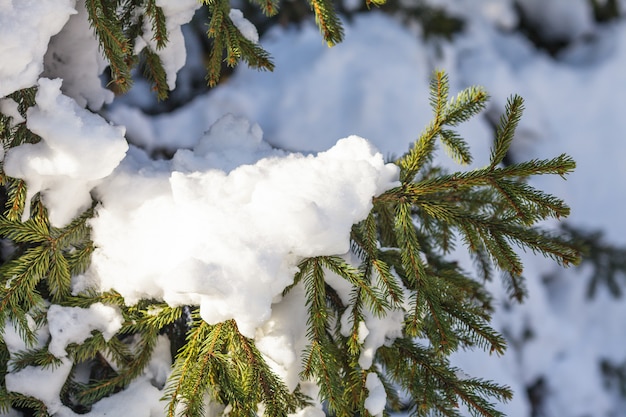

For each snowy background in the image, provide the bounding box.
[2,0,626,416]
[108,3,626,413]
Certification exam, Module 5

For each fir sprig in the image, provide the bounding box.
[85,0,134,93]
[307,0,345,46]
[284,70,579,416]
[203,0,274,87]
[0,68,580,417]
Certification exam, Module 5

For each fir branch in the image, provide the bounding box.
[205,3,227,87]
[5,393,48,417]
[48,207,93,249]
[66,243,94,277]
[319,255,389,316]
[3,179,27,221]
[345,289,365,356]
[393,201,429,336]
[500,270,527,303]
[47,248,71,303]
[379,339,511,417]
[86,0,133,92]
[300,258,348,415]
[164,316,221,417]
[494,179,570,221]
[237,36,275,72]
[204,2,274,86]
[440,128,472,165]
[498,154,576,178]
[429,70,450,119]
[249,0,280,16]
[490,95,524,169]
[229,321,303,416]
[341,367,369,416]
[144,0,168,49]
[0,217,48,244]
[122,304,183,334]
[307,0,345,46]
[0,388,12,415]
[351,213,405,307]
[446,306,506,355]
[9,347,64,372]
[75,328,160,406]
[7,88,37,116]
[140,48,170,101]
[441,85,489,127]
[398,71,488,182]
[0,245,50,342]
[398,113,439,184]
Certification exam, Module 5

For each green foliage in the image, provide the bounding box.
[0,69,579,415]
[0,0,581,414]
[83,0,352,95]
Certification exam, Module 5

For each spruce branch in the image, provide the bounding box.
[9,347,64,372]
[141,48,170,101]
[203,0,274,87]
[300,257,349,415]
[490,95,524,169]
[307,0,345,46]
[398,71,488,182]
[0,245,50,343]
[74,328,160,406]
[319,255,389,316]
[86,0,134,93]
[249,0,281,16]
[351,216,405,307]
[144,0,168,49]
[3,179,27,221]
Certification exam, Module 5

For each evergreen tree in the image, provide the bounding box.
[0,1,580,416]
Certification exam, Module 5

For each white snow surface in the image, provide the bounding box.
[105,7,626,416]
[134,0,201,90]
[230,9,260,43]
[47,303,123,358]
[85,114,399,337]
[0,0,76,98]
[0,98,23,126]
[3,78,128,227]
[5,357,73,414]
[2,1,626,416]
[43,0,113,110]
[364,372,386,417]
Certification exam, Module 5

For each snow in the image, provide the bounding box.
[516,0,594,41]
[3,1,626,416]
[0,98,23,126]
[47,303,123,358]
[107,12,433,156]
[85,114,398,337]
[134,0,200,91]
[43,1,113,110]
[3,78,128,227]
[5,357,73,414]
[255,283,310,392]
[230,9,260,43]
[0,0,76,98]
[364,372,386,417]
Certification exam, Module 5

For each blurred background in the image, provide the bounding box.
[106,1,626,415]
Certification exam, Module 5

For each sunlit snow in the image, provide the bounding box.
[2,0,626,416]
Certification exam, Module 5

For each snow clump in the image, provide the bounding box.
[0,0,76,98]
[84,114,400,337]
[3,78,129,227]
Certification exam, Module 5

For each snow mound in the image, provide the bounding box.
[85,114,400,337]
[0,0,76,98]
[3,78,129,227]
